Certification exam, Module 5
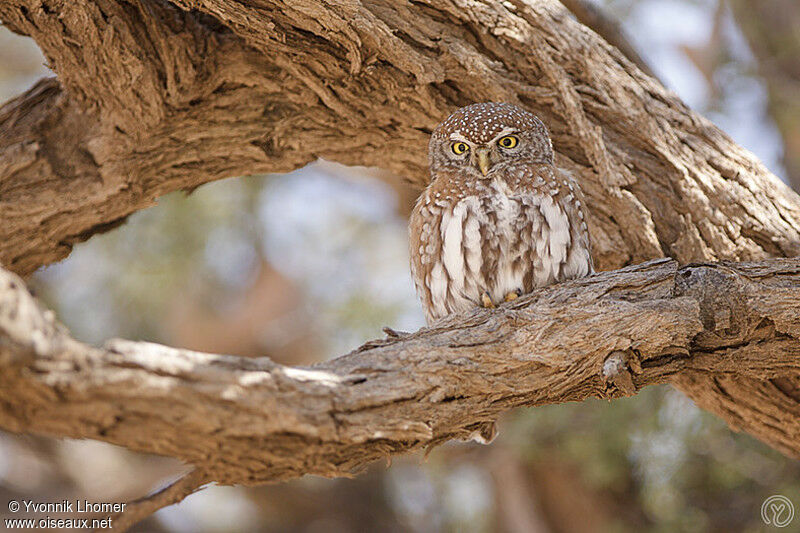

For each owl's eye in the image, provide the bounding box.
[451,142,469,155]
[498,135,519,148]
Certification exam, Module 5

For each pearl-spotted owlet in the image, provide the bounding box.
[410,102,594,324]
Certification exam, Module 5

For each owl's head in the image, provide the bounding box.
[428,102,553,179]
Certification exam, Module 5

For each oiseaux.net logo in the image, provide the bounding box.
[762,495,795,528]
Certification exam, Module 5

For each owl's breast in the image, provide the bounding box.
[435,184,518,305]
[412,172,586,323]
[476,180,530,302]
[444,179,574,304]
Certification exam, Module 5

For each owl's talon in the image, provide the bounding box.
[481,291,495,308]
[504,289,522,302]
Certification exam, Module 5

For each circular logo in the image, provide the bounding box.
[762,495,795,528]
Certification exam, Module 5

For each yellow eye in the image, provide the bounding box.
[498,135,518,148]
[451,142,469,155]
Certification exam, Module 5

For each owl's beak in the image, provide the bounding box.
[476,149,491,176]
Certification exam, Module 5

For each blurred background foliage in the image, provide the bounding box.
[2,0,800,531]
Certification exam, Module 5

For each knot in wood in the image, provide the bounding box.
[602,350,636,397]
[672,263,746,335]
[462,421,498,445]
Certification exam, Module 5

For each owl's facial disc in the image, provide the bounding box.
[447,133,492,177]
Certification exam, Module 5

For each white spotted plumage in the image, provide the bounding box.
[410,103,594,324]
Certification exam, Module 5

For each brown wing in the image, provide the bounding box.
[409,187,443,324]
[554,167,595,276]
[514,164,594,286]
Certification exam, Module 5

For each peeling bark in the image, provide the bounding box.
[2,0,799,276]
[2,258,800,487]
[559,0,657,80]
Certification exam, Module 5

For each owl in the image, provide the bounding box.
[409,102,594,324]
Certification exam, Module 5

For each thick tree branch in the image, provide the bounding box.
[2,0,800,276]
[559,0,658,80]
[3,258,800,491]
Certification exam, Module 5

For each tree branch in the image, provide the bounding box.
[3,258,800,490]
[2,0,800,276]
[105,469,211,532]
[559,0,658,80]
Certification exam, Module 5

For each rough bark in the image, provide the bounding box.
[3,258,800,487]
[2,0,800,276]
[559,0,657,80]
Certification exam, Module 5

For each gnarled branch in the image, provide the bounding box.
[2,0,799,276]
[3,258,800,489]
